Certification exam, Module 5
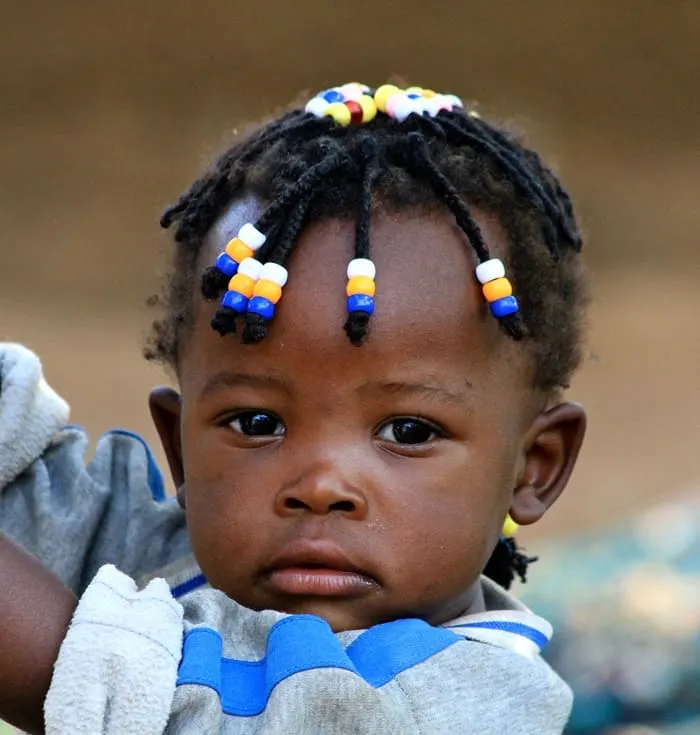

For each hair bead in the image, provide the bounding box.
[358,95,377,123]
[237,257,263,281]
[339,83,364,101]
[347,293,375,315]
[346,258,376,279]
[346,275,376,297]
[247,295,276,320]
[305,96,329,117]
[324,102,352,126]
[482,277,513,302]
[228,273,256,299]
[489,295,520,318]
[345,100,363,125]
[221,290,249,313]
[225,238,254,264]
[475,258,506,284]
[260,262,289,287]
[238,223,267,251]
[215,252,238,277]
[374,84,400,113]
[322,88,344,104]
[253,279,283,304]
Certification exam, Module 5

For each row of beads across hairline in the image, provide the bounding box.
[213,224,516,324]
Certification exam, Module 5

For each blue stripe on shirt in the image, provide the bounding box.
[450,620,550,650]
[176,616,461,716]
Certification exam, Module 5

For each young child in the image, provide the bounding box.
[0,82,587,734]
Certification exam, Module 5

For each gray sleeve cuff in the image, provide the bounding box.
[44,565,183,735]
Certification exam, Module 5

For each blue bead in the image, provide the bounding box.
[247,296,276,320]
[322,89,344,103]
[489,295,519,318]
[215,252,238,277]
[221,290,249,313]
[406,92,421,99]
[347,294,375,315]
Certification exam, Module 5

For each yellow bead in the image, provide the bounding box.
[324,102,352,126]
[482,277,513,302]
[421,89,437,99]
[229,273,256,299]
[406,86,423,95]
[346,275,376,297]
[253,279,282,304]
[358,95,377,123]
[225,238,254,264]
[502,514,519,538]
[468,110,481,119]
[374,84,401,113]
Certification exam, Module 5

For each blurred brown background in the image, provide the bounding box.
[1,1,698,542]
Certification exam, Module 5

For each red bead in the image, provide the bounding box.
[345,100,363,125]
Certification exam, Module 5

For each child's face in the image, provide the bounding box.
[151,196,585,632]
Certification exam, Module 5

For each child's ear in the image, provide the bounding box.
[148,387,185,507]
[510,402,586,526]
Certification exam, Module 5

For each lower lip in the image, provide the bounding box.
[265,568,378,597]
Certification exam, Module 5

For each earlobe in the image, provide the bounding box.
[148,387,186,504]
[510,402,586,526]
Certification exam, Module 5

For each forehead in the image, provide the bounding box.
[182,196,531,392]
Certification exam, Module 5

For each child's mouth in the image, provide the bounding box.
[262,541,379,597]
[265,566,378,597]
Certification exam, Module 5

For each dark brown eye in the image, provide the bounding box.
[377,418,439,445]
[230,411,285,437]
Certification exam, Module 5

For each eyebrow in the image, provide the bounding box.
[359,380,471,407]
[200,371,293,399]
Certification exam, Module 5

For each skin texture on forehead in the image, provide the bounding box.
[150,195,585,632]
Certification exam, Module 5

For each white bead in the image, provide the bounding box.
[444,94,464,109]
[237,223,267,250]
[475,258,505,284]
[237,257,263,280]
[346,258,376,279]
[426,95,451,117]
[305,97,329,118]
[261,262,288,287]
[394,95,418,123]
[339,83,363,102]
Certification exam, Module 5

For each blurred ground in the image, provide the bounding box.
[1,1,699,549]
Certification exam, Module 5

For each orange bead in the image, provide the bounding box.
[253,279,283,304]
[346,275,376,297]
[229,273,256,298]
[482,277,513,302]
[225,238,254,264]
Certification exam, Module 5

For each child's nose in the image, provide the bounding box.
[274,468,368,520]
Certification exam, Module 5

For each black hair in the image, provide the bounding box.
[148,89,587,590]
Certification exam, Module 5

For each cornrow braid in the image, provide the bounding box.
[403,130,526,341]
[151,83,588,589]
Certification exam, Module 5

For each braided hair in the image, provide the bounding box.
[148,86,587,589]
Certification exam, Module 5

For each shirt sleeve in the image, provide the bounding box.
[0,343,190,595]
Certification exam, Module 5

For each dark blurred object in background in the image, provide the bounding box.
[522,492,700,734]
